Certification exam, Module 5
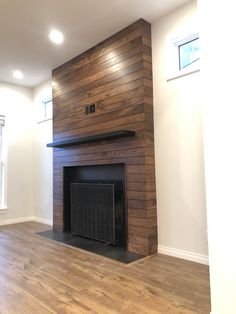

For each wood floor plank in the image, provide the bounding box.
[0,222,211,314]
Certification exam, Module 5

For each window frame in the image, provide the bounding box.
[166,32,200,81]
[37,97,53,123]
[178,36,200,70]
[0,115,7,212]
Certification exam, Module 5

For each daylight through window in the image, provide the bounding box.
[178,37,200,70]
[0,115,5,206]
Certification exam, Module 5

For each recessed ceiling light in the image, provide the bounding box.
[49,30,64,44]
[13,70,24,79]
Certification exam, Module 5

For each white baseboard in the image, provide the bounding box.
[32,216,53,226]
[158,245,209,265]
[0,216,53,226]
[0,216,34,226]
[0,219,208,266]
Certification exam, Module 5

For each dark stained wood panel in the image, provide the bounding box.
[52,19,157,255]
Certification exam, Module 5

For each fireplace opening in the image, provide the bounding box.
[63,163,126,248]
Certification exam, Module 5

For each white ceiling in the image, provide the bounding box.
[0,0,190,87]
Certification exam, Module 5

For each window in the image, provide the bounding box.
[43,98,52,120]
[166,32,200,81]
[178,37,200,70]
[37,97,52,123]
[0,115,6,209]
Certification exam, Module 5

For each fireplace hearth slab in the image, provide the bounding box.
[37,230,144,264]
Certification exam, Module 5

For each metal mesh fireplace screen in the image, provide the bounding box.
[70,183,115,244]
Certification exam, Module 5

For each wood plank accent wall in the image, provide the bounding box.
[52,19,157,255]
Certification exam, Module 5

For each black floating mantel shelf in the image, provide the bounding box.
[47,130,135,148]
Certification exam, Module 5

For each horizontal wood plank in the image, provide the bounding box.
[52,19,157,255]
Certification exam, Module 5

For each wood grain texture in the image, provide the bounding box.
[52,19,156,255]
[0,222,211,314]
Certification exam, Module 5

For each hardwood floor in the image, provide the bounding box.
[0,222,210,314]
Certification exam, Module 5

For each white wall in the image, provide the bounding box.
[0,81,53,226]
[0,2,208,266]
[152,1,208,263]
[199,0,236,313]
[0,82,35,223]
[33,80,53,224]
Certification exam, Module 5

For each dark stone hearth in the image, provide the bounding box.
[37,230,144,264]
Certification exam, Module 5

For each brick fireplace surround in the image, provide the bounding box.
[51,19,157,256]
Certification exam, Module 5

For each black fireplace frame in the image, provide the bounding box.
[63,163,127,248]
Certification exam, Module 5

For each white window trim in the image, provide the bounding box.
[0,208,7,214]
[166,32,200,81]
[37,117,52,124]
[0,121,7,211]
[37,97,53,123]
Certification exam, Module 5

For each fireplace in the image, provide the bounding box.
[63,163,126,248]
[51,19,157,256]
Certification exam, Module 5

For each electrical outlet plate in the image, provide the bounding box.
[90,104,96,113]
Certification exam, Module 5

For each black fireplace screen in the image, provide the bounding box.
[71,183,115,244]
